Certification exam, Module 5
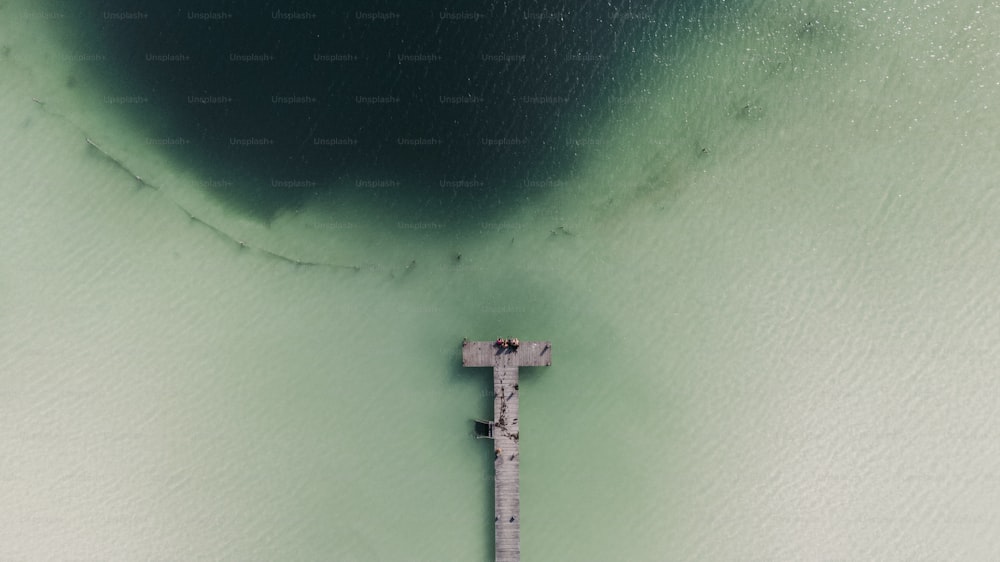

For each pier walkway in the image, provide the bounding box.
[462,339,551,562]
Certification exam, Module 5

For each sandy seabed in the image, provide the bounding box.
[3,1,1000,559]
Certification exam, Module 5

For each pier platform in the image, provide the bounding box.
[462,339,551,562]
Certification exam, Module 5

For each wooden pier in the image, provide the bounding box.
[463,339,551,562]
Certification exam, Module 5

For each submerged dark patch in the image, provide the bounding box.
[70,2,697,220]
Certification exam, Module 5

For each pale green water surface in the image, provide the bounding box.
[3,1,1000,560]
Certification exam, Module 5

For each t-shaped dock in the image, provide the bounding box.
[462,339,552,562]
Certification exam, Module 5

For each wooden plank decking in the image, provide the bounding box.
[462,339,551,562]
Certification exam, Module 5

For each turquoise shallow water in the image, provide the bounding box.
[3,1,1000,560]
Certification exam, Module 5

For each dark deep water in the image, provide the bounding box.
[68,1,685,220]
